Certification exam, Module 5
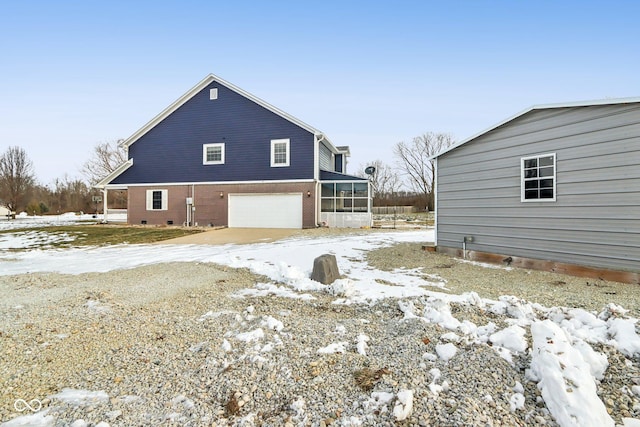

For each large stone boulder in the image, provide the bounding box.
[311,254,340,285]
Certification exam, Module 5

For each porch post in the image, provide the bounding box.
[102,189,108,223]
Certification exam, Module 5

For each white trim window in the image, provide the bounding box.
[146,189,168,210]
[521,153,556,202]
[203,143,225,165]
[271,138,290,167]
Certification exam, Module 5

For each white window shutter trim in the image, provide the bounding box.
[161,190,168,210]
[146,190,153,210]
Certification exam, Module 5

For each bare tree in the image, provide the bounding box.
[394,132,454,211]
[0,146,36,212]
[50,175,92,213]
[357,160,403,202]
[82,140,127,185]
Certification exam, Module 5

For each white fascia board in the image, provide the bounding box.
[316,133,349,157]
[335,146,351,155]
[121,75,214,148]
[94,159,134,188]
[430,96,640,160]
[531,96,640,110]
[102,184,129,190]
[118,179,316,187]
[429,105,536,160]
[122,73,326,148]
[316,133,339,153]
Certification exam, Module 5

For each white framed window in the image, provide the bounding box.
[146,189,168,210]
[210,88,218,100]
[203,143,225,165]
[271,138,290,167]
[521,153,556,202]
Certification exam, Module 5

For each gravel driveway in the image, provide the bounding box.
[1,230,638,426]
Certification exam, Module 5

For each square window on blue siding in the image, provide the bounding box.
[203,143,225,165]
[271,139,290,167]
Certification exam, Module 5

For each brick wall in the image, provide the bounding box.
[128,182,316,228]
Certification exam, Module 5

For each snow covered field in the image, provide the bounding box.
[0,212,126,231]
[1,219,640,426]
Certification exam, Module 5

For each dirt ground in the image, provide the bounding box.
[157,227,400,245]
[158,227,301,245]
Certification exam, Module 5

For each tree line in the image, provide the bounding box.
[357,132,454,211]
[0,141,126,216]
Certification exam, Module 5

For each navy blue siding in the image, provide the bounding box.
[334,154,343,172]
[320,170,367,181]
[111,81,316,184]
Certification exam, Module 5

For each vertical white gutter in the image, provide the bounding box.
[313,134,320,180]
[314,135,320,227]
[315,180,320,227]
[368,179,373,227]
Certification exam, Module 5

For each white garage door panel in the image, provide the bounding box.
[229,194,303,228]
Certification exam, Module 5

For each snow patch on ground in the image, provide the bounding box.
[528,320,614,427]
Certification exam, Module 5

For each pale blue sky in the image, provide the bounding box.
[1,0,639,184]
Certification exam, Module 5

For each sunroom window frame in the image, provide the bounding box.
[320,181,370,213]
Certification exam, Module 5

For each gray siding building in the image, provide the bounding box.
[432,98,640,281]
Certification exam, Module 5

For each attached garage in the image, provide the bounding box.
[228,193,303,229]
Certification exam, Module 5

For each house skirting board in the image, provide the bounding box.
[436,246,640,285]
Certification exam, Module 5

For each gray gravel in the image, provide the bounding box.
[367,242,640,317]
[1,244,639,426]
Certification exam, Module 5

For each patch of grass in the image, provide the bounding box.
[0,224,204,250]
[353,367,390,390]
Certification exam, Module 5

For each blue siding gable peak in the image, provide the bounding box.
[122,73,332,149]
[100,73,352,186]
[111,80,318,184]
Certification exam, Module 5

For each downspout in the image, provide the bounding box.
[314,134,321,227]
[368,179,373,227]
[463,236,474,259]
[315,180,320,227]
[313,134,320,180]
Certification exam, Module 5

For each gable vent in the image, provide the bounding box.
[210,88,218,100]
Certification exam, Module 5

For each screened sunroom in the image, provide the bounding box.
[319,171,372,228]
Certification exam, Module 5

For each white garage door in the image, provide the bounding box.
[228,193,303,228]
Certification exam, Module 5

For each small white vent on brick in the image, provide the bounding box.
[210,88,218,100]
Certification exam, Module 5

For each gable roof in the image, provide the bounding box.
[95,159,133,188]
[121,73,335,149]
[431,96,640,160]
